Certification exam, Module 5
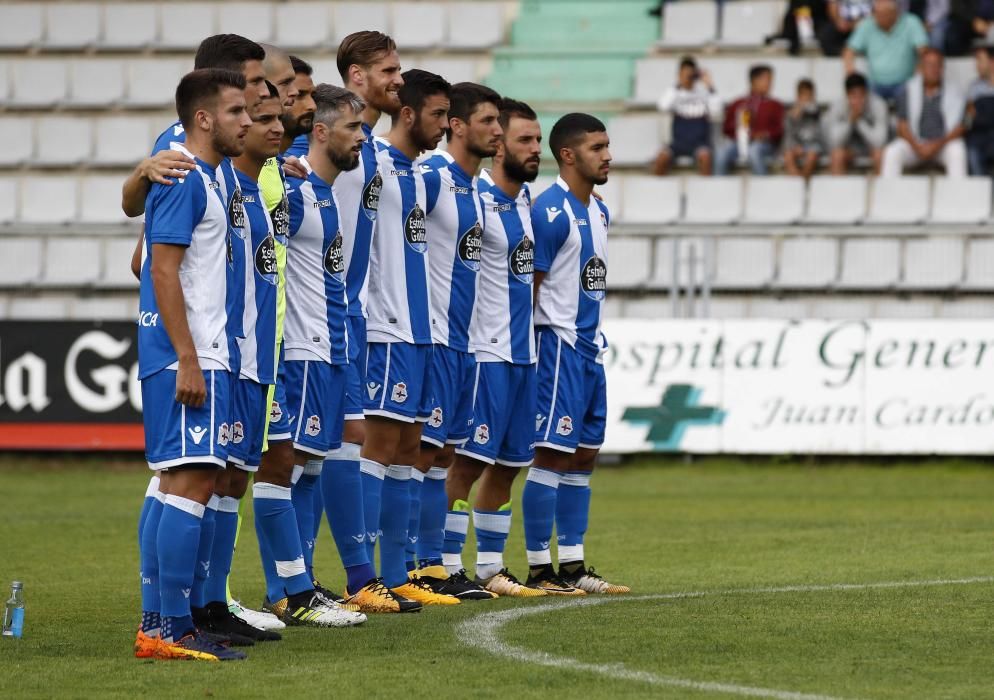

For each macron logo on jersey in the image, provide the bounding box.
[367,382,382,400]
[546,207,563,223]
[188,426,207,445]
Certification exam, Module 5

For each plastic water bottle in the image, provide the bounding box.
[2,581,24,638]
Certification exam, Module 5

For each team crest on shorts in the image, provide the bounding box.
[270,401,283,423]
[218,423,232,447]
[556,416,573,436]
[428,407,444,428]
[305,415,321,437]
[391,382,409,404]
[474,424,490,445]
[232,421,244,444]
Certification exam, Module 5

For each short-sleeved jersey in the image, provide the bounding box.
[259,157,290,349]
[284,160,350,365]
[365,140,432,345]
[233,169,278,384]
[532,176,609,362]
[138,148,232,379]
[285,134,308,159]
[421,151,483,352]
[471,170,536,366]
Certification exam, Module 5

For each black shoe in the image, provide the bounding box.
[206,601,281,642]
[426,569,497,600]
[525,564,586,596]
[192,606,235,647]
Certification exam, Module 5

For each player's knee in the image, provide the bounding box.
[535,447,573,472]
[343,419,365,446]
[226,469,251,499]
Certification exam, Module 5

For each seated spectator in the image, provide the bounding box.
[715,65,785,176]
[966,46,994,174]
[767,0,829,55]
[819,0,873,55]
[783,79,826,178]
[844,0,929,101]
[881,48,967,176]
[945,0,994,55]
[824,72,889,173]
[653,57,722,176]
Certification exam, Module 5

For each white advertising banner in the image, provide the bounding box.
[602,319,994,455]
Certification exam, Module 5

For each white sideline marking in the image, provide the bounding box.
[456,576,994,700]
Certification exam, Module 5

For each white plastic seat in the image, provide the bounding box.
[742,176,805,224]
[701,57,749,102]
[333,3,389,42]
[867,177,931,224]
[595,176,623,216]
[0,61,10,102]
[964,239,994,289]
[901,238,963,288]
[35,117,93,166]
[68,59,126,107]
[811,57,849,105]
[73,295,138,320]
[619,175,681,225]
[0,177,17,223]
[392,2,445,49]
[7,296,71,319]
[945,57,976,96]
[125,59,187,107]
[307,59,343,87]
[529,174,559,201]
[100,238,141,288]
[720,1,784,46]
[159,4,216,49]
[931,177,991,223]
[41,237,102,286]
[0,238,42,285]
[20,175,78,225]
[873,298,938,318]
[81,175,134,225]
[607,237,652,289]
[632,58,679,107]
[100,3,158,49]
[809,297,874,319]
[606,115,663,167]
[0,4,43,49]
[413,58,479,86]
[274,3,331,50]
[940,298,994,317]
[805,176,867,223]
[217,3,274,43]
[837,238,900,288]
[0,118,34,167]
[660,3,718,46]
[9,60,68,107]
[712,238,774,288]
[749,297,809,319]
[684,176,743,223]
[94,116,153,166]
[43,3,100,49]
[708,295,751,318]
[650,237,713,289]
[447,2,504,49]
[777,237,838,288]
[766,57,814,104]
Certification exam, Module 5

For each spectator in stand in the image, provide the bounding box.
[966,46,994,174]
[881,48,968,176]
[767,0,829,55]
[844,0,929,101]
[824,72,888,173]
[819,0,873,55]
[715,65,785,176]
[945,0,994,55]
[782,79,826,178]
[653,57,722,176]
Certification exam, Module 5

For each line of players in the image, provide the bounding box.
[128,30,628,662]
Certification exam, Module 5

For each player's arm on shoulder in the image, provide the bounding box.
[281,155,307,180]
[121,150,196,217]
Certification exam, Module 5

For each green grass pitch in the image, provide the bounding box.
[2,455,994,699]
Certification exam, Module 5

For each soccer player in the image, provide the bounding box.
[527,113,629,595]
[409,83,504,600]
[134,68,251,661]
[357,68,457,608]
[281,56,316,155]
[443,98,546,598]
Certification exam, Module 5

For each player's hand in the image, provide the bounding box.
[140,151,195,185]
[283,156,307,179]
[175,358,206,408]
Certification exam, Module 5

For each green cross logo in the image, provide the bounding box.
[622,384,725,451]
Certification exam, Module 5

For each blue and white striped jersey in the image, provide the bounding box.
[532,176,610,362]
[471,169,536,366]
[421,151,483,352]
[285,133,308,159]
[283,161,350,365]
[365,140,432,345]
[233,169,278,385]
[138,148,232,379]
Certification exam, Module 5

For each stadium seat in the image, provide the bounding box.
[124,59,187,107]
[606,115,662,167]
[607,237,652,289]
[20,175,78,225]
[67,59,126,107]
[809,296,874,319]
[0,238,42,286]
[902,238,964,289]
[684,176,743,223]
[712,237,775,288]
[777,237,838,288]
[720,1,784,47]
[931,177,991,223]
[9,60,68,108]
[940,297,994,318]
[0,4,43,49]
[766,57,814,104]
[596,176,624,217]
[35,117,93,167]
[749,296,809,319]
[651,236,712,289]
[159,4,217,49]
[867,177,931,224]
[530,174,559,201]
[6,296,71,319]
[805,176,867,223]
[72,295,137,320]
[307,59,344,87]
[392,2,445,49]
[81,175,133,225]
[742,176,805,224]
[837,238,900,288]
[811,57,855,105]
[274,3,332,50]
[43,3,100,49]
[217,3,274,44]
[100,3,158,50]
[601,295,624,318]
[707,295,751,318]
[963,239,994,290]
[0,61,9,103]
[944,57,975,96]
[41,237,102,286]
[413,58,479,86]
[94,116,153,166]
[622,296,673,318]
[660,2,718,47]
[0,118,34,167]
[618,175,681,225]
[0,177,17,223]
[698,57,746,100]
[99,238,141,288]
[447,2,505,49]
[874,298,938,318]
[334,3,389,42]
[632,57,678,107]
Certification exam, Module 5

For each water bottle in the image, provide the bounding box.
[2,581,24,638]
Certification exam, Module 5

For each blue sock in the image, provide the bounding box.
[474,507,512,581]
[140,490,164,633]
[442,502,470,575]
[417,467,447,568]
[522,467,560,570]
[190,495,218,610]
[324,444,376,593]
[206,496,239,604]
[138,476,160,553]
[291,464,319,582]
[405,470,424,571]
[360,458,386,567]
[157,494,205,641]
[379,465,412,588]
[253,482,312,600]
[312,478,324,541]
[556,471,592,566]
